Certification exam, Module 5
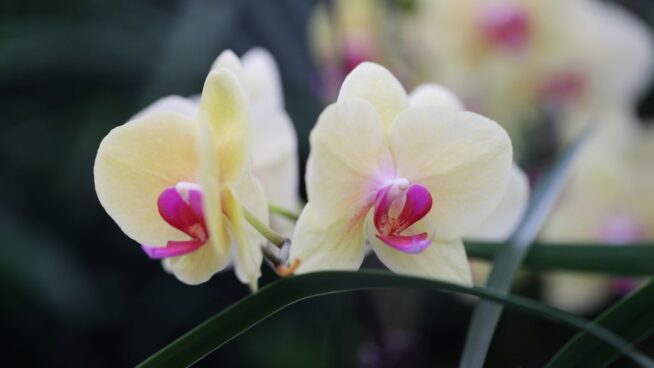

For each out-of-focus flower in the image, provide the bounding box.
[136,49,300,236]
[308,0,387,99]
[290,63,513,283]
[94,68,268,290]
[401,0,654,147]
[540,107,653,312]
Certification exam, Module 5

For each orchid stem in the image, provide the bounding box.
[242,206,286,248]
[268,203,300,221]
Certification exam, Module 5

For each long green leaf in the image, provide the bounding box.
[136,271,653,368]
[460,129,591,368]
[465,242,654,275]
[547,278,654,368]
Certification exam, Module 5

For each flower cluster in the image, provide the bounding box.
[94,50,517,289]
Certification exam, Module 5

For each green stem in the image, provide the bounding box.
[242,206,286,248]
[268,203,300,221]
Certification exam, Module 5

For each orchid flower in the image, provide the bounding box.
[400,0,654,147]
[308,0,387,100]
[94,68,268,290]
[134,49,299,236]
[540,107,652,312]
[289,63,513,283]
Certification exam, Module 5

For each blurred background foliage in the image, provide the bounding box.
[0,0,652,367]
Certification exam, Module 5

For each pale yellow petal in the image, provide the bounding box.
[94,111,199,246]
[198,69,252,183]
[290,203,368,273]
[198,120,232,270]
[230,175,268,289]
[368,218,472,285]
[132,95,198,120]
[306,99,387,223]
[251,108,299,236]
[162,239,226,285]
[390,107,513,240]
[242,47,284,109]
[210,49,247,87]
[409,84,464,111]
[466,164,529,241]
[337,62,409,128]
[223,187,262,291]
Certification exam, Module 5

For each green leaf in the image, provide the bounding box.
[460,128,592,368]
[547,278,654,368]
[465,241,654,275]
[136,271,653,368]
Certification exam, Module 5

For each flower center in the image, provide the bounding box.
[479,4,530,52]
[141,182,208,259]
[373,179,433,254]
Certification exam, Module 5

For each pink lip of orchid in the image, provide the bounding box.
[141,183,208,259]
[479,5,530,52]
[373,179,433,254]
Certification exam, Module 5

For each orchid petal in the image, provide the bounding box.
[290,203,368,274]
[199,69,252,183]
[251,107,299,235]
[210,49,247,88]
[409,84,465,111]
[466,164,529,241]
[131,95,198,120]
[337,62,409,129]
[230,176,268,289]
[223,188,262,292]
[161,238,227,285]
[369,218,471,285]
[94,111,199,247]
[389,107,513,240]
[305,98,387,224]
[242,47,284,109]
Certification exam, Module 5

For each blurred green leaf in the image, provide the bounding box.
[547,278,654,368]
[136,271,652,368]
[465,241,654,275]
[460,128,592,368]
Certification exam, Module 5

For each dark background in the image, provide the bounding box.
[1,0,653,366]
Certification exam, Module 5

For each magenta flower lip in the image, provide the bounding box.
[141,186,208,259]
[373,182,433,254]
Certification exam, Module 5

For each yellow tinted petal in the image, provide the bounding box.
[94,111,199,246]
[210,49,247,87]
[251,107,299,235]
[198,120,231,268]
[290,203,368,273]
[368,219,472,285]
[162,238,227,285]
[409,84,465,111]
[132,95,198,120]
[466,164,529,241]
[224,187,262,291]
[390,107,513,240]
[338,62,409,129]
[306,99,386,223]
[199,69,252,183]
[230,175,268,289]
[242,47,284,109]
